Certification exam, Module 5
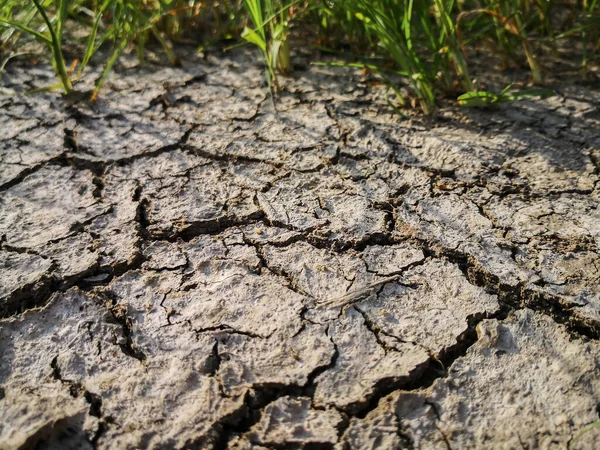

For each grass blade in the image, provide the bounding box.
[0,17,51,45]
[92,35,128,101]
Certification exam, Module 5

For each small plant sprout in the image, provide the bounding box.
[0,0,72,92]
[432,0,473,92]
[242,0,295,90]
[457,84,555,107]
[569,420,600,449]
[456,4,544,84]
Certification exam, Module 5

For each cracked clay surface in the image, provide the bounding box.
[1,49,600,449]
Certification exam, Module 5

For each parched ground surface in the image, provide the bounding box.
[1,48,600,449]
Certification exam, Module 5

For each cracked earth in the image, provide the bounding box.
[1,48,600,449]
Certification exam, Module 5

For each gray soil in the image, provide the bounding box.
[1,48,600,449]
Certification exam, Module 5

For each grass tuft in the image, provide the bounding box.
[0,0,597,110]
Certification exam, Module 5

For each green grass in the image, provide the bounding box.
[457,83,555,107]
[569,419,600,449]
[0,0,598,110]
[242,0,296,90]
[0,0,72,92]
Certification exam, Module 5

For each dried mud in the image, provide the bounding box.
[1,49,600,449]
